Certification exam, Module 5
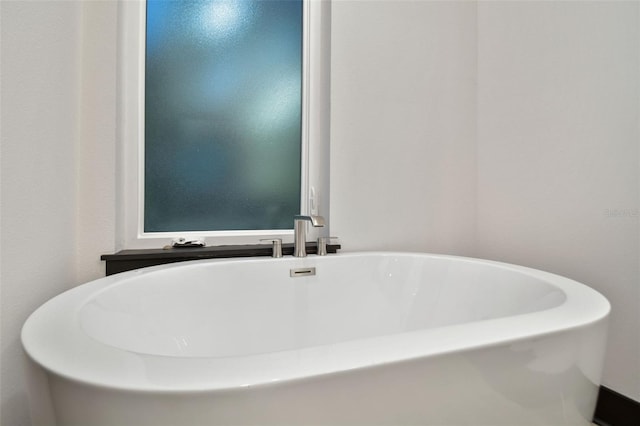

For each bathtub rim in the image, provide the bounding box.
[21,251,611,393]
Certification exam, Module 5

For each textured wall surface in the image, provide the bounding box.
[1,2,81,425]
[1,2,118,425]
[476,0,639,401]
[330,0,478,255]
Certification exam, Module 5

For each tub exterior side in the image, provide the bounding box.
[47,317,608,426]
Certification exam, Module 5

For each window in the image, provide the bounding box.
[117,0,330,249]
[145,0,303,233]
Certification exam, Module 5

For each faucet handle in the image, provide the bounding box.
[260,238,283,258]
[317,237,339,256]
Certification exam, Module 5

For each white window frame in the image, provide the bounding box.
[116,0,330,250]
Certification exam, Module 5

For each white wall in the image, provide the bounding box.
[476,1,640,401]
[0,2,118,425]
[1,3,81,425]
[330,0,478,255]
[75,2,118,284]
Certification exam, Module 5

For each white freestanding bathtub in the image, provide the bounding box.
[22,252,609,425]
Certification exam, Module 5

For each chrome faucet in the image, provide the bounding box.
[293,215,325,257]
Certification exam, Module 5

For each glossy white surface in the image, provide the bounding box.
[22,252,610,425]
[79,254,567,358]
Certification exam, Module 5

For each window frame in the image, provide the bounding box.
[116,0,330,250]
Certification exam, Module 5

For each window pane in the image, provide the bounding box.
[144,0,303,232]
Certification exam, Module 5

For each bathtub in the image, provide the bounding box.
[22,252,609,425]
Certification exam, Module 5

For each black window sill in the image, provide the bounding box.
[101,243,341,276]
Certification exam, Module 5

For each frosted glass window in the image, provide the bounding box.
[144,0,303,232]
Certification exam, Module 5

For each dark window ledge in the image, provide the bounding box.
[101,243,341,276]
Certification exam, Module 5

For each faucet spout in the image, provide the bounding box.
[293,215,325,257]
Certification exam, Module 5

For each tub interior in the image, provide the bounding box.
[79,255,566,358]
